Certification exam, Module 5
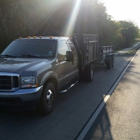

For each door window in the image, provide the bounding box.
[58,41,69,62]
[67,40,77,58]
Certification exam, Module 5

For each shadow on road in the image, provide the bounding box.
[84,105,113,140]
[83,52,139,140]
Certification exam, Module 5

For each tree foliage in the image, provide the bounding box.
[120,21,139,47]
[0,0,139,52]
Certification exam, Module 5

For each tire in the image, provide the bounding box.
[37,82,56,115]
[85,63,94,82]
[106,57,112,69]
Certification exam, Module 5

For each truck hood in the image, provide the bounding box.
[0,57,51,75]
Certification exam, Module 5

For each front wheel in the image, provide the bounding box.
[37,82,56,115]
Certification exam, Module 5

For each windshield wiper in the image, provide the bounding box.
[21,54,41,58]
[0,54,16,58]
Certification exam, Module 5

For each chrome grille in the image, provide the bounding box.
[0,73,20,91]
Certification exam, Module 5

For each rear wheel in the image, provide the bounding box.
[106,56,112,69]
[37,82,56,115]
[86,63,94,82]
[112,56,114,67]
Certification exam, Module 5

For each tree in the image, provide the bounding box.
[0,0,139,52]
[120,21,139,47]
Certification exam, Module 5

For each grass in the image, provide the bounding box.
[135,38,140,42]
[125,49,137,55]
[125,45,140,55]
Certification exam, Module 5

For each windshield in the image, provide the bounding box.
[1,39,57,58]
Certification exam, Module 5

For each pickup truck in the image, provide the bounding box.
[0,34,114,114]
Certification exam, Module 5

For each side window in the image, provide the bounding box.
[58,41,69,62]
[68,40,77,58]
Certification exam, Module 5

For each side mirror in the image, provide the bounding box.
[66,51,74,62]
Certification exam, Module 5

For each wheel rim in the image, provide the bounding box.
[46,89,54,108]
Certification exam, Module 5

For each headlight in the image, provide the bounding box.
[21,76,39,88]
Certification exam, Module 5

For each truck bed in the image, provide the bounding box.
[72,34,99,68]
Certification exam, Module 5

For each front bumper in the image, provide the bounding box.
[0,86,43,109]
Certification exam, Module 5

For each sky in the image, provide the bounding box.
[100,0,140,28]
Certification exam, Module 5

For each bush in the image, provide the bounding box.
[114,33,125,51]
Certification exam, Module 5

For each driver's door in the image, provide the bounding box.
[55,40,72,89]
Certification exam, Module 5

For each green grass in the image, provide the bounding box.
[125,47,139,55]
[135,38,140,42]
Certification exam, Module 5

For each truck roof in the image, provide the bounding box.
[16,36,69,41]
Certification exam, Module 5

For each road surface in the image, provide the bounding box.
[84,50,140,140]
[0,55,133,140]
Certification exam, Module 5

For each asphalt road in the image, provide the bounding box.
[84,50,140,140]
[0,55,132,140]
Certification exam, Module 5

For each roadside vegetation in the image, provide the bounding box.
[0,0,140,52]
[135,38,140,42]
[125,49,139,55]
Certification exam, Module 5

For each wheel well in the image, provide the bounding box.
[45,78,58,92]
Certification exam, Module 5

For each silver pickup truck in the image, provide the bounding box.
[0,35,114,115]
